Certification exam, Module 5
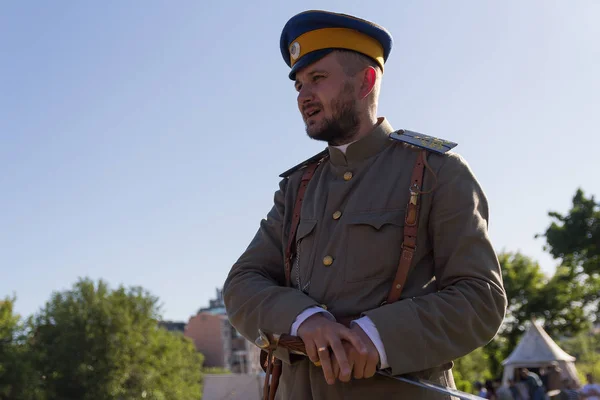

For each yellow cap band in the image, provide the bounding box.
[289,27,385,71]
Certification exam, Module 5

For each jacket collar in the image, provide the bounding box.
[327,117,394,166]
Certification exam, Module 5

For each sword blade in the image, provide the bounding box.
[376,370,486,400]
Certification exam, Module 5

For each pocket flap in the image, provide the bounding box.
[296,219,317,240]
[345,209,405,230]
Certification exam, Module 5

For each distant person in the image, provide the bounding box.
[476,381,488,398]
[508,378,523,400]
[541,366,550,391]
[520,368,545,400]
[485,379,497,399]
[496,378,515,400]
[581,373,600,400]
[560,378,581,400]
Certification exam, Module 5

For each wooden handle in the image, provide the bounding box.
[277,334,308,355]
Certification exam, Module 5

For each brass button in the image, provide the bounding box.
[323,256,334,266]
[332,211,342,220]
[320,304,328,310]
[343,171,353,181]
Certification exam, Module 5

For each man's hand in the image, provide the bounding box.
[297,313,367,385]
[331,324,379,381]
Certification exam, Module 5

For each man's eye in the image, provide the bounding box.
[313,75,324,82]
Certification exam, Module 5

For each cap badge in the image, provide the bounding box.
[290,41,301,60]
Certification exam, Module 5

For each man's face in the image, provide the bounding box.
[294,53,362,145]
[519,369,527,378]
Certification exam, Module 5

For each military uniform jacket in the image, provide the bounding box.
[223,118,507,399]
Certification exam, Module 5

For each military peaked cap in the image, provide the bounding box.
[280,10,393,80]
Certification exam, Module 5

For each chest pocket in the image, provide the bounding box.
[344,209,405,283]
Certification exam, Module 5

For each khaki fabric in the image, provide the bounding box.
[223,118,507,399]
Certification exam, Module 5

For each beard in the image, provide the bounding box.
[304,82,360,146]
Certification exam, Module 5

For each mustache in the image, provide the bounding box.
[302,102,323,112]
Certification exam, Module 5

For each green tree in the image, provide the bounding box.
[0,297,21,398]
[201,367,231,374]
[452,253,543,391]
[536,188,600,321]
[481,252,547,375]
[0,297,43,400]
[460,189,600,384]
[453,347,493,393]
[538,188,600,276]
[28,278,204,400]
[559,330,600,382]
[529,265,593,338]
[496,252,546,353]
[483,251,594,377]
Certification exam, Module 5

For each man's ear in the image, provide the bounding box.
[359,67,377,99]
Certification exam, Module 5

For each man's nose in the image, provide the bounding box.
[297,85,314,104]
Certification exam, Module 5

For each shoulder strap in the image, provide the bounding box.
[279,149,329,178]
[264,158,323,400]
[386,150,428,303]
[284,160,324,287]
[389,129,457,154]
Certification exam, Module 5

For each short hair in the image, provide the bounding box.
[334,49,382,107]
[333,49,382,77]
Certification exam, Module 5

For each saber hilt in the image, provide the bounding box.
[255,330,485,400]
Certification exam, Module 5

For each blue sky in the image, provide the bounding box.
[2,1,599,322]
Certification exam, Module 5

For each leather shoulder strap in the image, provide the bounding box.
[284,159,324,287]
[386,150,428,303]
[282,149,428,299]
[263,159,324,400]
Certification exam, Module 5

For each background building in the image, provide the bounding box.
[158,320,186,333]
[184,288,262,374]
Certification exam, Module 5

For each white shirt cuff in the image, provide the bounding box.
[290,306,335,336]
[352,316,389,370]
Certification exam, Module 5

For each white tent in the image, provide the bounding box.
[501,321,580,387]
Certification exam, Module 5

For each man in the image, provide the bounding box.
[560,378,581,400]
[519,368,545,400]
[581,373,600,400]
[223,9,507,399]
[475,382,488,398]
[508,379,524,400]
[496,378,516,400]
